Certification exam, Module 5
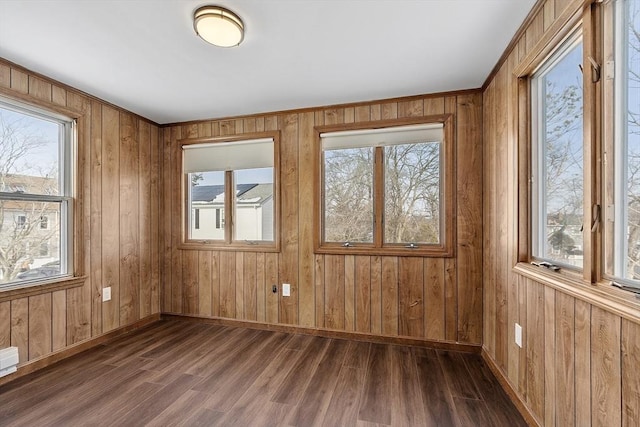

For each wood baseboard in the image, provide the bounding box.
[162,313,482,353]
[481,348,541,427]
[0,313,161,387]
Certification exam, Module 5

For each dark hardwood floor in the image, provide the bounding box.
[0,320,526,426]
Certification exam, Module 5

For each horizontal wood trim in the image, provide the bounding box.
[513,263,640,325]
[313,246,454,258]
[482,348,540,427]
[162,89,482,128]
[513,0,589,77]
[178,243,279,253]
[0,314,160,387]
[0,276,85,303]
[163,313,482,354]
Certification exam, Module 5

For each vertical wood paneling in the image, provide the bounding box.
[244,252,257,321]
[398,257,424,338]
[344,255,355,332]
[256,252,266,323]
[266,253,279,324]
[591,307,621,427]
[150,125,161,315]
[525,280,544,421]
[101,106,120,332]
[119,113,140,325]
[0,301,10,348]
[279,114,299,325]
[28,294,51,360]
[139,121,152,319]
[90,101,103,337]
[355,256,371,333]
[622,319,640,427]
[555,292,575,427]
[381,256,398,336]
[543,287,556,426]
[456,93,483,344]
[198,251,212,317]
[298,111,315,327]
[235,253,244,319]
[211,251,221,317]
[424,258,444,341]
[574,299,591,427]
[52,290,66,351]
[170,126,183,314]
[182,251,199,315]
[10,298,28,364]
[325,255,345,330]
[370,256,382,335]
[220,252,236,318]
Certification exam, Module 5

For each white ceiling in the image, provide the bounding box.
[0,0,536,125]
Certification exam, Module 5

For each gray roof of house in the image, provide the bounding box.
[191,183,272,204]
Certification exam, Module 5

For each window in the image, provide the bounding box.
[16,215,26,230]
[317,118,454,256]
[0,97,74,287]
[604,0,640,286]
[530,30,584,268]
[182,134,278,250]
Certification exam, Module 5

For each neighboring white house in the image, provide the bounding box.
[190,183,273,241]
[0,174,60,282]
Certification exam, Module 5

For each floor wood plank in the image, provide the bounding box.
[0,320,526,427]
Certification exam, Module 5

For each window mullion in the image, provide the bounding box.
[374,147,384,248]
[583,2,602,283]
[225,170,233,244]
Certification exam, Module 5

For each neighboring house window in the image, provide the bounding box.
[530,30,584,269]
[39,242,49,257]
[604,0,640,286]
[215,208,223,229]
[182,134,279,249]
[316,119,454,256]
[16,215,26,230]
[0,97,74,287]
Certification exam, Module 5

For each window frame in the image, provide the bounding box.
[0,93,81,293]
[514,2,602,284]
[179,131,281,252]
[314,116,456,257]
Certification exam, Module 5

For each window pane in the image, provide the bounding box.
[532,36,584,267]
[234,167,274,242]
[189,171,225,240]
[0,105,61,196]
[384,142,440,244]
[0,201,62,284]
[614,0,640,282]
[324,147,374,243]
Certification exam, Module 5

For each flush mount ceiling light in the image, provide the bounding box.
[193,5,244,48]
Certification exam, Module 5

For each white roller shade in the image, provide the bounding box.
[321,123,443,151]
[183,138,274,173]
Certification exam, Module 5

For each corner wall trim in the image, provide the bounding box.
[481,348,541,427]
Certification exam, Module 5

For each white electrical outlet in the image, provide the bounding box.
[515,323,522,348]
[103,286,111,302]
[282,283,291,297]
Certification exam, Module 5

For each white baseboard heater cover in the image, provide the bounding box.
[0,346,19,378]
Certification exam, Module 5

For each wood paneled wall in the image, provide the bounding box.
[483,0,640,425]
[0,59,161,368]
[161,92,484,345]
